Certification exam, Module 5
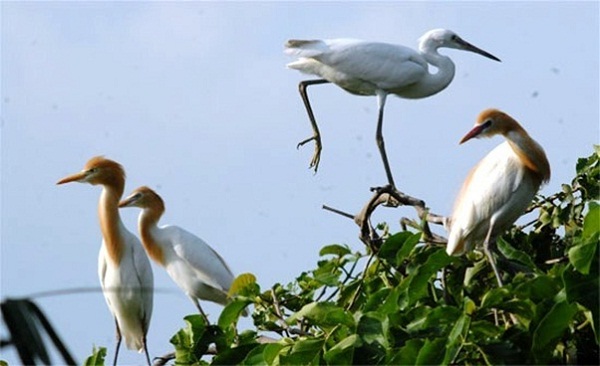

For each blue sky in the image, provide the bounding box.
[1,1,598,364]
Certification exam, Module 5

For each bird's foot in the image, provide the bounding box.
[369,185,401,208]
[297,134,322,173]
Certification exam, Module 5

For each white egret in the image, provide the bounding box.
[447,109,551,286]
[118,186,243,322]
[57,156,153,366]
[285,29,501,186]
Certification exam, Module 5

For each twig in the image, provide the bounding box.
[346,253,377,310]
[322,204,354,220]
[270,289,291,338]
[324,255,361,302]
[269,289,311,337]
[323,184,449,250]
[153,352,175,366]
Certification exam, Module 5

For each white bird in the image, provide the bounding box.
[447,109,551,286]
[57,157,153,366]
[118,186,243,322]
[285,29,501,186]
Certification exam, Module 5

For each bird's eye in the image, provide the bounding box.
[88,167,98,174]
[482,119,493,129]
[451,34,458,41]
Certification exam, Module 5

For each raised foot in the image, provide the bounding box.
[297,134,322,173]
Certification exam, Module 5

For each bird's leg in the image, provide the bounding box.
[142,336,151,366]
[190,296,210,324]
[297,79,330,173]
[112,319,122,366]
[482,225,503,288]
[374,92,396,187]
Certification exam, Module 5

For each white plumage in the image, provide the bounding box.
[447,142,539,256]
[285,29,501,184]
[58,156,153,366]
[154,225,235,305]
[119,186,242,320]
[447,109,550,286]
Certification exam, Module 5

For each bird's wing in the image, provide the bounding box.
[97,245,111,307]
[126,232,154,331]
[163,225,235,292]
[286,39,427,89]
[284,39,339,58]
[448,143,536,254]
[326,41,427,88]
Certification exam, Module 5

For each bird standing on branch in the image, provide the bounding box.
[285,28,500,187]
[119,186,244,323]
[57,156,154,366]
[446,109,551,287]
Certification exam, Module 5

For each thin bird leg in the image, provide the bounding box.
[142,337,151,366]
[297,79,330,172]
[112,319,122,366]
[482,223,504,288]
[374,92,396,187]
[190,296,210,324]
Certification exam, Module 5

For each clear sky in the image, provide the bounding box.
[1,1,598,364]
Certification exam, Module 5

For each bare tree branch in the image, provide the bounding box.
[323,184,449,249]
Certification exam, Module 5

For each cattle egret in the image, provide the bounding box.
[57,157,153,366]
[118,186,244,322]
[447,109,551,286]
[285,29,501,186]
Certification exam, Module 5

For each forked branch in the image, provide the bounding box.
[323,185,448,249]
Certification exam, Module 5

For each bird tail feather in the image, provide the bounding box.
[284,39,328,57]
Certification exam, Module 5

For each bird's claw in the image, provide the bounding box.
[297,135,322,173]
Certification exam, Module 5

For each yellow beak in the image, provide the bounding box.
[56,171,88,185]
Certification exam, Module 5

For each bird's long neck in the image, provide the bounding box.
[505,126,551,184]
[138,204,166,266]
[98,181,126,266]
[408,46,456,98]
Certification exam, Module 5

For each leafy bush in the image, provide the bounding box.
[89,148,600,365]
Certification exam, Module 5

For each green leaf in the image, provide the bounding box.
[531,300,578,364]
[563,265,600,343]
[415,337,446,365]
[229,273,259,297]
[83,346,106,366]
[398,249,453,309]
[218,299,253,329]
[394,232,422,265]
[288,302,355,329]
[378,231,420,265]
[513,274,561,302]
[279,338,324,365]
[388,339,423,365]
[323,334,360,365]
[319,244,351,257]
[406,305,461,334]
[357,312,388,349]
[212,344,261,366]
[480,287,510,309]
[443,313,471,365]
[569,205,600,274]
[582,202,599,239]
[240,343,285,365]
[568,241,598,274]
[497,237,537,270]
[470,320,502,339]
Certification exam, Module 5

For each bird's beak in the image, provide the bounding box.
[118,194,137,208]
[457,38,501,62]
[459,124,487,144]
[56,171,88,185]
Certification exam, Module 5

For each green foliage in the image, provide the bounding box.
[83,346,106,366]
[88,148,598,365]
